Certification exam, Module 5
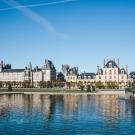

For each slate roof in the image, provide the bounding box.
[2,69,25,72]
[78,73,96,79]
[68,67,78,75]
[97,68,103,75]
[129,72,135,78]
[105,60,118,68]
[120,68,127,74]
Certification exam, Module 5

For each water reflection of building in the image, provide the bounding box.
[63,95,78,116]
[95,95,126,124]
[40,95,56,120]
[0,94,25,118]
[23,94,34,115]
[40,95,51,118]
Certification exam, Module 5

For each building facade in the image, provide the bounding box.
[77,73,96,84]
[64,66,79,83]
[96,59,128,88]
[0,59,56,87]
[62,65,96,84]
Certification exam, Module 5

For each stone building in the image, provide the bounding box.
[77,72,96,84]
[96,59,128,88]
[62,64,96,84]
[65,67,79,83]
[0,59,56,87]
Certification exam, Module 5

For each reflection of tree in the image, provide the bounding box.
[40,95,56,120]
[125,99,135,122]
[23,94,33,116]
[0,95,12,119]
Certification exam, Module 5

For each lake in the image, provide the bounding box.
[0,94,135,135]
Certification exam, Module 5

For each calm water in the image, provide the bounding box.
[0,94,135,135]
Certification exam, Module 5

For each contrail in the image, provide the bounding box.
[0,0,77,11]
[2,0,57,34]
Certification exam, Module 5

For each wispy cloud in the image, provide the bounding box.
[0,0,78,11]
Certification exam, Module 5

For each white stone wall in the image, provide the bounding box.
[65,75,77,82]
[0,69,56,83]
[33,71,43,82]
[0,72,24,82]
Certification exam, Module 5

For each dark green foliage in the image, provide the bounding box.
[57,72,65,81]
[8,84,12,91]
[92,86,95,91]
[87,85,91,92]
[80,85,85,91]
[0,81,2,88]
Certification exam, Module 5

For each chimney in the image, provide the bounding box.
[117,59,119,68]
[97,66,99,71]
[104,59,106,67]
[125,65,128,74]
[29,62,32,70]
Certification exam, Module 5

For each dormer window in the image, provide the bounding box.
[109,63,112,68]
[70,71,73,74]
[99,70,102,75]
[121,70,124,74]
[88,76,91,79]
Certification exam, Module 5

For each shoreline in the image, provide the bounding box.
[0,89,125,95]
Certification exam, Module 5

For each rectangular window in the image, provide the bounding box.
[109,70,112,74]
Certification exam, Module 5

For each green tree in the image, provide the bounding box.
[95,81,105,89]
[0,81,2,88]
[87,85,91,92]
[8,83,12,91]
[80,85,85,91]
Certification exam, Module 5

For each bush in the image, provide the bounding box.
[92,86,95,91]
[80,85,85,91]
[8,84,12,91]
[87,85,91,92]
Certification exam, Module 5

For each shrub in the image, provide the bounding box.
[92,86,95,91]
[87,85,91,92]
[80,85,85,91]
[8,84,12,91]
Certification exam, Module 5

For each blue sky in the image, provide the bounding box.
[0,0,135,72]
